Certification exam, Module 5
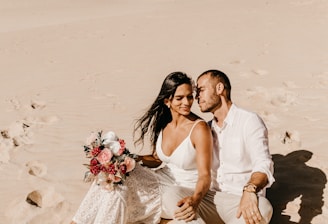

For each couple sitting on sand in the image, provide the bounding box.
[71,69,275,224]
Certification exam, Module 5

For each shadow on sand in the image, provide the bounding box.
[267,150,327,224]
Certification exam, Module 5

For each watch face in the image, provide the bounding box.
[244,184,257,193]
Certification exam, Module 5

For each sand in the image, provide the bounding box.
[0,0,327,223]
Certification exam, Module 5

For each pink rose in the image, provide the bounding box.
[96,148,113,164]
[123,157,136,172]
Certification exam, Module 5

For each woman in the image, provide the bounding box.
[134,71,214,223]
[71,72,215,223]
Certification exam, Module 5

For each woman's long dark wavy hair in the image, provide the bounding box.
[133,71,194,151]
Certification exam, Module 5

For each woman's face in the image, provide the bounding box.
[167,83,194,116]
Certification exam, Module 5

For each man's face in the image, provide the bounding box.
[196,74,221,113]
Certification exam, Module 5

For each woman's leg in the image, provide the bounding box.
[71,182,128,224]
[159,184,206,224]
[71,182,102,224]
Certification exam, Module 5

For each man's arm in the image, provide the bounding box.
[237,172,268,224]
[137,152,162,168]
[237,114,274,224]
[245,172,269,193]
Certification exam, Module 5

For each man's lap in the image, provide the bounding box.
[213,191,273,224]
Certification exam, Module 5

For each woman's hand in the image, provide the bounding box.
[174,196,198,222]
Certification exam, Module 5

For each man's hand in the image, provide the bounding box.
[236,192,263,224]
[174,196,198,222]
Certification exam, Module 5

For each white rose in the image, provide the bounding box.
[107,141,122,156]
[102,131,118,145]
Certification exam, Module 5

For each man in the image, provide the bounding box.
[195,69,275,224]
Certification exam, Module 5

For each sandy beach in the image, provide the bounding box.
[0,0,327,223]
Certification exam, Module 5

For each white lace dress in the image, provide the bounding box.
[72,163,161,224]
[73,120,207,224]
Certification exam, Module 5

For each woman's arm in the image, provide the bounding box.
[174,121,213,221]
[190,121,212,205]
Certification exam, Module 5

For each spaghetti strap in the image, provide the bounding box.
[188,119,206,136]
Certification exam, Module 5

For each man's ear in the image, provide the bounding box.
[216,82,225,95]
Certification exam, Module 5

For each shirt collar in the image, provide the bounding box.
[224,103,237,126]
[211,103,237,130]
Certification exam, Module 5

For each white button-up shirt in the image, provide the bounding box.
[210,104,274,196]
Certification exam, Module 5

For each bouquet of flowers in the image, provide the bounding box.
[83,130,138,190]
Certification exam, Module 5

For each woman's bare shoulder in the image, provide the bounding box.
[192,119,211,133]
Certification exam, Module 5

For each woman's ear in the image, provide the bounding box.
[216,82,225,95]
[164,99,170,108]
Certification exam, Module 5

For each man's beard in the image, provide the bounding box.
[199,103,216,113]
[199,98,221,113]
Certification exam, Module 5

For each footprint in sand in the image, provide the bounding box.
[8,97,21,110]
[26,160,47,178]
[0,121,33,163]
[8,121,33,146]
[25,187,64,208]
[26,190,43,207]
[5,187,69,223]
[0,97,58,166]
[270,89,298,107]
[1,121,33,147]
[30,100,46,110]
[8,97,46,111]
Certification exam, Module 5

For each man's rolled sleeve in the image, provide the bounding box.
[245,114,275,188]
